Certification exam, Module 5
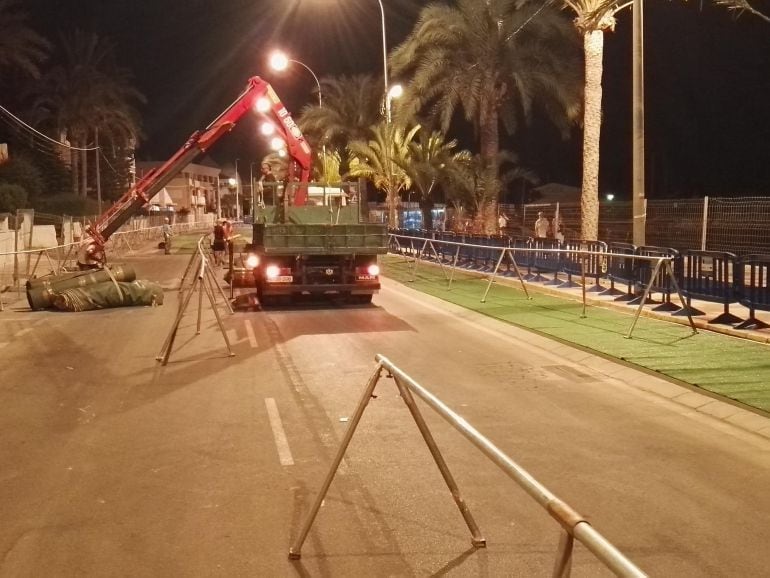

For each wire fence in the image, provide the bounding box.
[492,196,770,255]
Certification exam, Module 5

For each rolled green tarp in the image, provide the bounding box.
[26,270,90,290]
[52,280,164,312]
[26,265,136,310]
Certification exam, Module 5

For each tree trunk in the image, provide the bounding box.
[581,30,604,241]
[419,197,434,231]
[387,188,400,228]
[479,97,501,233]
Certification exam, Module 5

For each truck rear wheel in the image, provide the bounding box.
[351,294,373,305]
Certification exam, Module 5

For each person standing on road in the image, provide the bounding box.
[212,219,226,266]
[222,219,234,268]
[162,217,173,255]
[534,211,550,238]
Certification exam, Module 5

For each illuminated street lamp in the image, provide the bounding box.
[386,83,403,122]
[269,49,329,183]
[269,50,322,108]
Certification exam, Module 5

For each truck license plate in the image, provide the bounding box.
[275,275,293,283]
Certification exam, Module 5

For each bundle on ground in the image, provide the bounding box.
[52,280,164,312]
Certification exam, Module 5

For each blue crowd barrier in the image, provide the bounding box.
[389,227,770,331]
[560,240,608,290]
[529,238,561,283]
[631,246,681,311]
[735,254,770,330]
[674,250,743,325]
[604,242,637,301]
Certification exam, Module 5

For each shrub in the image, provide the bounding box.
[0,183,28,213]
[0,156,44,199]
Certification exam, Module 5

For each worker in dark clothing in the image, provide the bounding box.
[212,219,226,266]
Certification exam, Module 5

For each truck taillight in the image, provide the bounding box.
[245,254,260,269]
[265,264,293,282]
[356,263,380,281]
[265,264,281,279]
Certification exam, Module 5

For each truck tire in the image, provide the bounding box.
[352,294,373,305]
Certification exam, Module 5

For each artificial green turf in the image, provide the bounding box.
[382,256,770,413]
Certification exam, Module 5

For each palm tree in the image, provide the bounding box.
[348,122,421,228]
[561,0,626,240]
[298,74,383,178]
[31,30,144,197]
[442,150,537,234]
[397,130,470,230]
[0,0,49,81]
[390,0,582,227]
[714,0,770,22]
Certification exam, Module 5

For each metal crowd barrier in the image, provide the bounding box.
[389,229,770,332]
[735,254,770,330]
[289,355,647,577]
[632,246,681,312]
[562,240,608,291]
[156,235,234,365]
[603,242,637,300]
[387,232,697,339]
[1,221,212,308]
[674,250,743,325]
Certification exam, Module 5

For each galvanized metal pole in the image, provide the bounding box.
[632,0,646,245]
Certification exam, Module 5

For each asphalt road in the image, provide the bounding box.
[1,251,769,577]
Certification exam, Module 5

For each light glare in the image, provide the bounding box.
[388,84,404,99]
[270,137,285,151]
[245,254,260,269]
[269,51,289,71]
[265,264,280,279]
[255,97,271,113]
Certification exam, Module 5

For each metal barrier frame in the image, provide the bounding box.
[388,234,697,339]
[289,355,647,577]
[155,236,234,365]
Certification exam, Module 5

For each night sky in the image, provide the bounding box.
[20,0,770,198]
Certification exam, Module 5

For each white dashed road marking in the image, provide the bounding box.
[265,398,294,466]
[244,320,258,348]
[14,328,33,338]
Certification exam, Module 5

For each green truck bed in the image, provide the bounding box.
[254,223,388,255]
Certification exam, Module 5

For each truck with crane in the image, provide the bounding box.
[79,76,387,305]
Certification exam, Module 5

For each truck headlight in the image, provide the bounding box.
[367,264,380,276]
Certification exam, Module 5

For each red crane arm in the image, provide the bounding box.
[85,77,312,249]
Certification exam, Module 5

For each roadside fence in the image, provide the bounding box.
[495,196,770,255]
[289,355,647,577]
[1,218,212,307]
[390,228,770,334]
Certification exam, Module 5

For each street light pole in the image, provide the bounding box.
[632,0,646,245]
[250,161,256,218]
[235,158,240,221]
[376,0,391,123]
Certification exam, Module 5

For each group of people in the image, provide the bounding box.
[496,210,564,242]
[212,218,233,266]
